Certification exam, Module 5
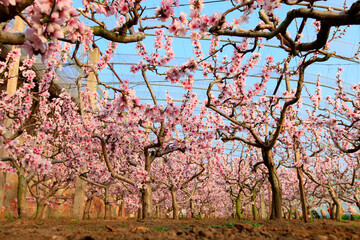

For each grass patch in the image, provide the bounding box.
[226,221,239,227]
[179,225,191,229]
[154,227,169,232]
[66,225,74,229]
[209,224,227,228]
[37,221,44,225]
[5,215,14,222]
[246,221,261,227]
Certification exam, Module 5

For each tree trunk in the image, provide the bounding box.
[294,141,309,223]
[17,167,27,218]
[142,151,153,219]
[259,187,266,219]
[83,197,92,220]
[251,191,258,220]
[296,167,309,222]
[118,200,125,217]
[155,205,160,218]
[137,207,142,219]
[190,199,195,218]
[34,200,45,220]
[171,188,179,219]
[262,148,282,219]
[73,175,86,220]
[329,189,342,220]
[235,191,242,219]
[295,210,299,219]
[141,183,153,219]
[330,203,336,220]
[288,202,293,220]
[104,187,111,219]
[0,171,6,215]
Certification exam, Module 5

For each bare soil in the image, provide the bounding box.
[0,217,359,240]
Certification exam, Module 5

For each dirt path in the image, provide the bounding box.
[0,217,359,240]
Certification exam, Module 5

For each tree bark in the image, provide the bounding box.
[330,203,336,220]
[288,203,293,220]
[251,190,258,220]
[73,175,86,220]
[329,189,343,220]
[104,187,111,219]
[137,207,142,219]
[141,183,153,219]
[171,188,179,219]
[83,197,92,220]
[259,187,266,219]
[34,200,45,220]
[235,191,242,219]
[294,141,309,222]
[296,167,309,222]
[190,199,195,218]
[262,148,282,219]
[142,151,153,219]
[17,167,27,218]
[0,171,6,215]
[118,199,125,217]
[155,205,160,218]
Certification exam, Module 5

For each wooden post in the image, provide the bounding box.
[0,16,25,216]
[7,16,24,95]
[72,176,87,219]
[259,187,266,219]
[72,47,99,220]
[87,47,100,107]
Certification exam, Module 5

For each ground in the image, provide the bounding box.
[0,217,360,240]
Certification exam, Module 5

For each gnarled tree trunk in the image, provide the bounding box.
[34,200,45,220]
[142,152,153,219]
[104,187,111,219]
[171,188,179,219]
[141,183,153,219]
[251,190,258,220]
[329,188,343,221]
[235,191,242,219]
[17,167,27,218]
[262,148,282,219]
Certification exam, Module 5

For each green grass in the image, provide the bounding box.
[226,221,239,227]
[153,227,169,232]
[4,215,14,222]
[179,225,191,229]
[37,221,44,225]
[246,221,262,227]
[66,225,74,229]
[209,224,228,228]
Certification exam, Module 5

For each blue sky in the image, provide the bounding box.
[68,0,360,119]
